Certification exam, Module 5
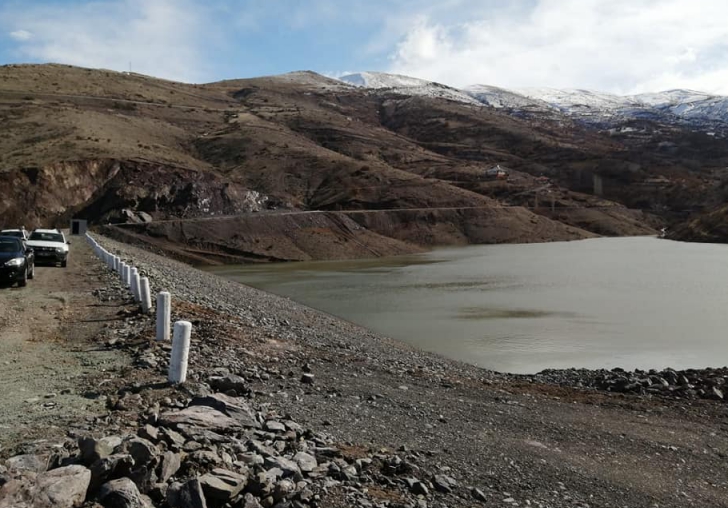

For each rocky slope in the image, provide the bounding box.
[667,202,728,242]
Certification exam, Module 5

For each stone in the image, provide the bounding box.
[34,465,91,508]
[410,480,430,496]
[5,454,49,473]
[208,374,248,394]
[167,478,208,508]
[264,420,286,432]
[98,477,149,508]
[273,479,294,502]
[241,493,264,508]
[199,468,248,503]
[79,435,123,465]
[189,450,223,468]
[159,427,186,449]
[157,451,181,483]
[264,457,300,478]
[432,474,457,493]
[138,425,159,442]
[282,421,302,433]
[711,386,724,400]
[127,438,159,467]
[300,373,314,384]
[89,454,135,492]
[248,472,274,498]
[159,406,243,432]
[471,487,488,502]
[189,394,260,429]
[238,453,264,467]
[292,452,317,473]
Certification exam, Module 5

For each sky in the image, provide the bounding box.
[2,0,728,95]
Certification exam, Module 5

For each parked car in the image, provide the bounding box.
[0,228,29,242]
[0,235,35,287]
[26,228,70,267]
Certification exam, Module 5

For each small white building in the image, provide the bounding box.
[70,219,88,236]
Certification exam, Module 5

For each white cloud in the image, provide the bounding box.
[386,0,728,94]
[1,0,214,83]
[9,29,33,41]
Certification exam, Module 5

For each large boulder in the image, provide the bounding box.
[199,468,248,503]
[7,465,92,508]
[157,451,181,483]
[79,436,123,466]
[189,394,260,429]
[207,374,248,395]
[125,438,159,468]
[98,477,151,508]
[159,406,242,433]
[166,478,208,508]
[5,454,49,473]
[89,454,134,493]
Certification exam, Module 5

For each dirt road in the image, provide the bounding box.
[0,239,129,454]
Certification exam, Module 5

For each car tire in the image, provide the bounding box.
[18,269,27,287]
[28,263,34,279]
[61,259,67,268]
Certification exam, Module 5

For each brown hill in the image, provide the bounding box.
[0,64,665,262]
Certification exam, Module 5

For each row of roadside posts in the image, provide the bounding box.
[84,233,191,385]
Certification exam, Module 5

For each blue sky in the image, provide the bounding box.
[2,0,728,94]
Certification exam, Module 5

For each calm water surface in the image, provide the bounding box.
[206,237,728,374]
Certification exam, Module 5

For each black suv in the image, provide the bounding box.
[0,236,35,287]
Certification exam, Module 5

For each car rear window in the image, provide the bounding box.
[0,231,22,238]
[29,232,64,242]
[0,239,20,252]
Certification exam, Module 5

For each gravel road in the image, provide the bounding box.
[0,240,129,454]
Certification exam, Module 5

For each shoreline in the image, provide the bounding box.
[3,235,728,507]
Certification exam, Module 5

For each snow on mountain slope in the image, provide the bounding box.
[463,84,554,111]
[516,87,644,115]
[340,72,432,89]
[339,72,483,106]
[632,89,712,107]
[271,71,355,91]
[340,71,728,130]
[510,87,728,127]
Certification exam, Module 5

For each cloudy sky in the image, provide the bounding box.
[1,0,727,94]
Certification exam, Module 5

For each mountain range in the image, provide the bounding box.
[339,72,728,133]
[1,64,726,262]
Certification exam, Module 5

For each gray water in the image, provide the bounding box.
[206,237,728,374]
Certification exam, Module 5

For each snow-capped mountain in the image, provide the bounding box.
[339,72,483,106]
[337,71,728,133]
[463,84,553,112]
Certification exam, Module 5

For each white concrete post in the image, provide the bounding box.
[140,277,152,313]
[130,268,140,302]
[169,321,192,384]
[124,264,131,287]
[120,263,128,284]
[156,292,171,342]
[113,256,119,272]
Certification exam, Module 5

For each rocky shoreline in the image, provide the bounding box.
[2,236,728,508]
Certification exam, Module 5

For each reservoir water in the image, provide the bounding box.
[206,237,728,374]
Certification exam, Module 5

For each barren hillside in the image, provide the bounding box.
[0,64,685,261]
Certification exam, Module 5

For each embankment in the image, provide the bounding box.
[3,235,728,508]
[100,206,596,265]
